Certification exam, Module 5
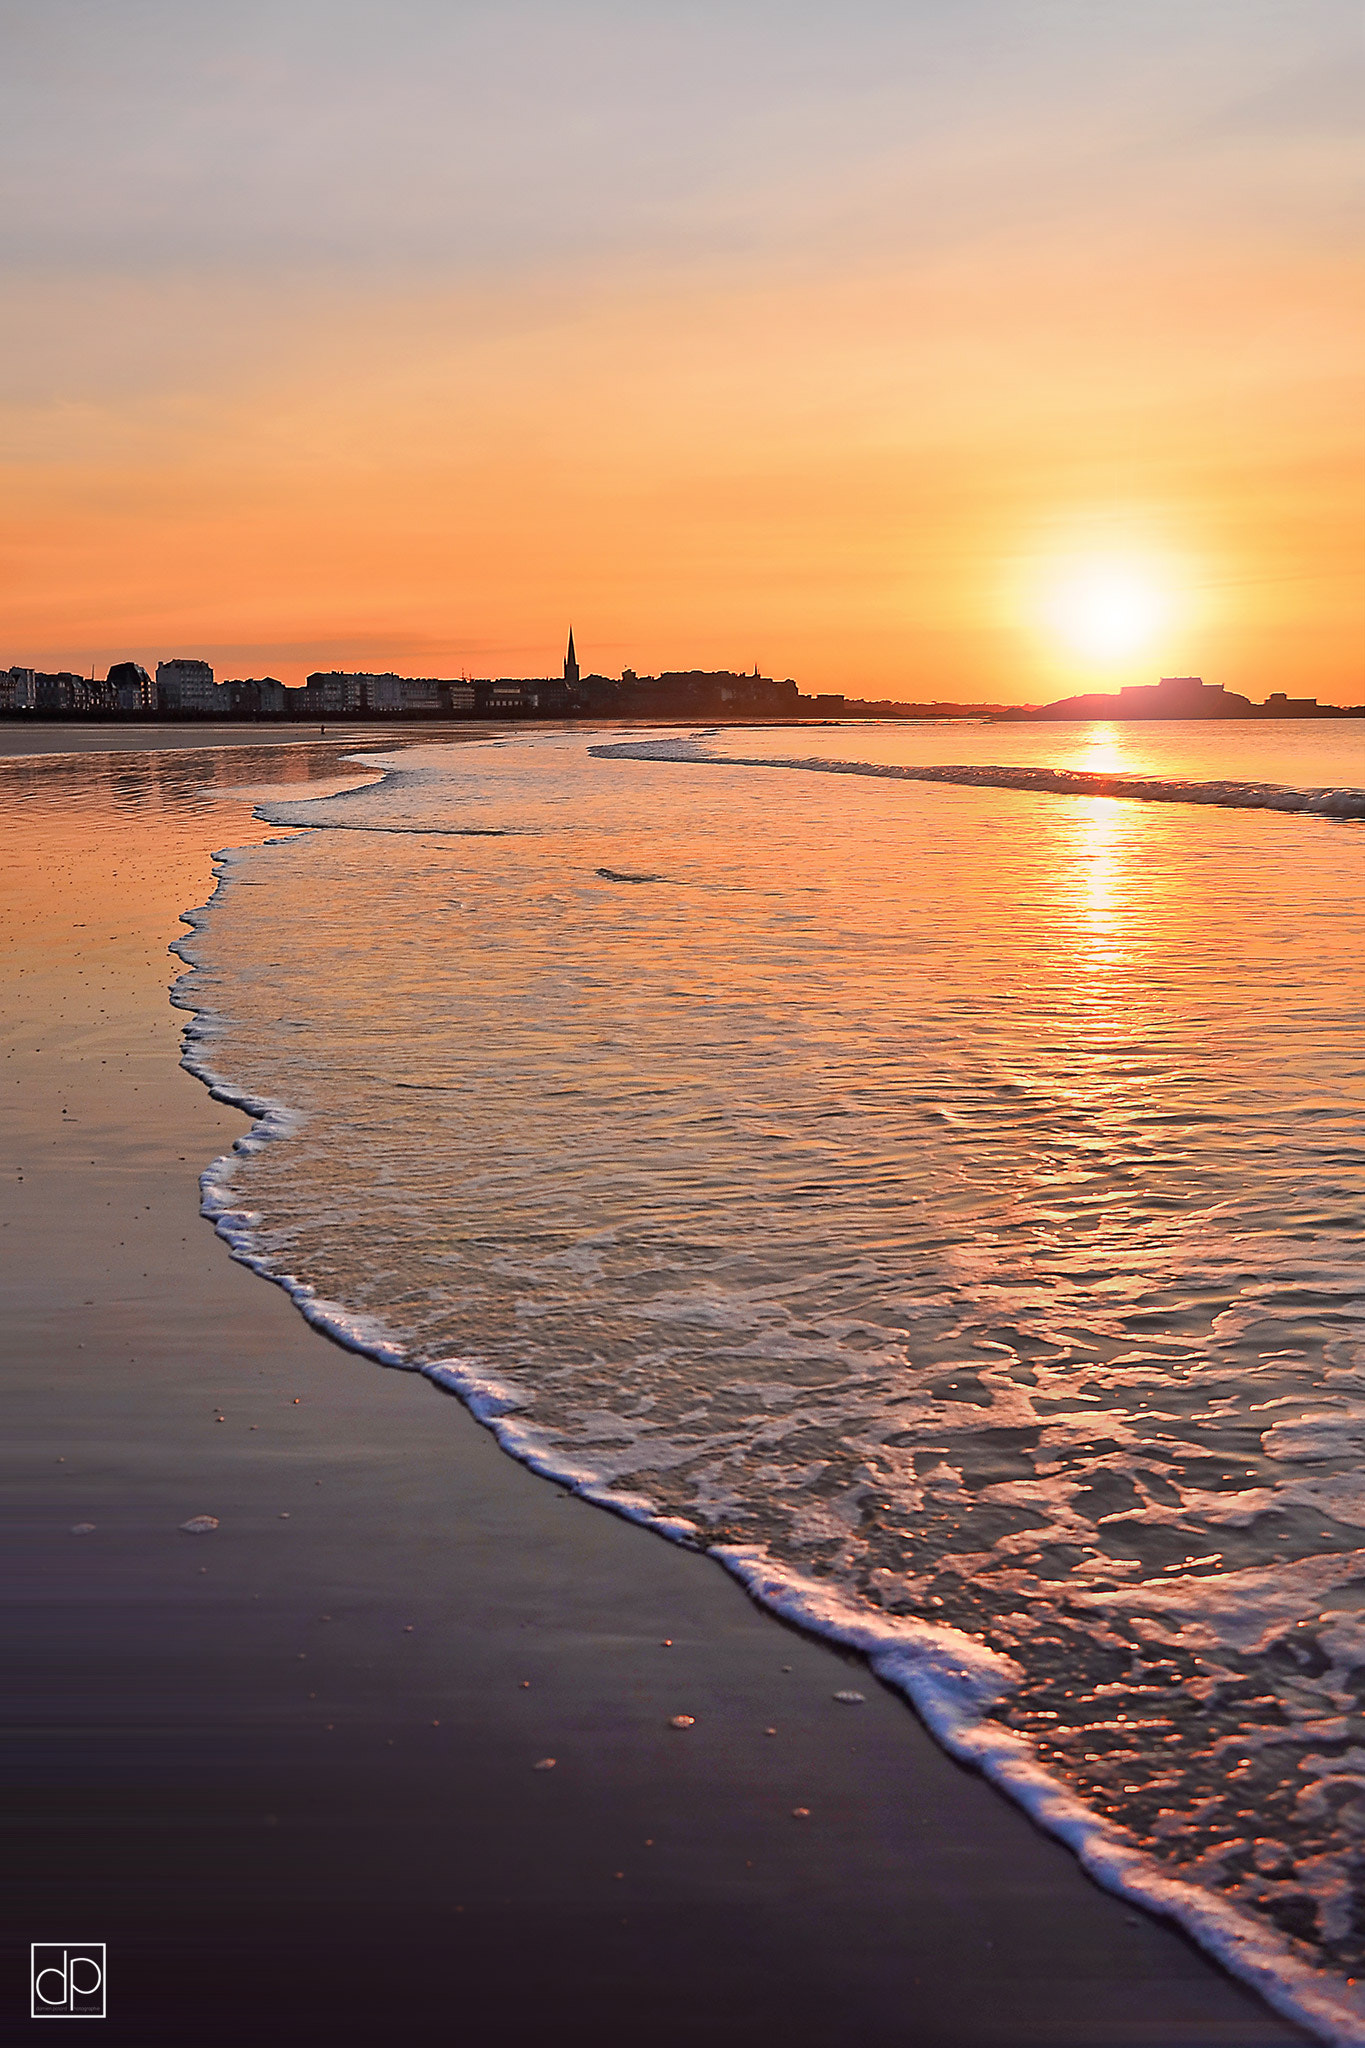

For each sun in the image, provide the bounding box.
[1043,562,1169,663]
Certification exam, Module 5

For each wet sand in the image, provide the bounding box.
[1,731,1310,2046]
[0,718,375,754]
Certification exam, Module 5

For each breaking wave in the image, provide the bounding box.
[590,737,1365,819]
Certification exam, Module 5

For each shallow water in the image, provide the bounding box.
[174,720,1365,2038]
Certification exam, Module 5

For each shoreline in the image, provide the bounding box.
[3,730,1312,2046]
[183,745,1361,2044]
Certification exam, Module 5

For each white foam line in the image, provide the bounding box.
[714,1551,1365,2046]
[275,822,517,836]
[589,738,1365,821]
[169,795,1365,2048]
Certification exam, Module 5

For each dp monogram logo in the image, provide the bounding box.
[30,1945,106,2019]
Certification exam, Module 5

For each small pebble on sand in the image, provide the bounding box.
[70,1523,96,1535]
[179,1515,219,1533]
[533,1758,556,1771]
[833,1690,866,1705]
[668,1715,695,1730]
[791,1807,811,1818]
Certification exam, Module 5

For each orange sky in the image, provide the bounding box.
[1,2,1361,702]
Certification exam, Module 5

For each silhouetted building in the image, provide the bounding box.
[107,661,155,712]
[156,657,219,714]
[223,677,286,718]
[300,673,364,715]
[529,678,572,715]
[486,682,528,715]
[564,627,580,688]
[0,667,37,711]
[303,672,448,714]
[1023,675,1253,721]
[1262,692,1319,717]
[352,672,403,710]
[628,669,800,717]
[575,673,627,715]
[996,673,1365,723]
[34,672,83,713]
[360,674,443,713]
[72,675,116,714]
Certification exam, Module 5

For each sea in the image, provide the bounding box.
[171,715,1365,2042]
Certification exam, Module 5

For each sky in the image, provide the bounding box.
[0,0,1360,700]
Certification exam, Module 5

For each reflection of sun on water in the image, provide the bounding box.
[1073,723,1128,776]
[1071,799,1125,961]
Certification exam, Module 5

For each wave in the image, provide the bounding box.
[164,1098,1365,2039]
[166,763,1365,2047]
[273,820,515,836]
[590,738,1365,819]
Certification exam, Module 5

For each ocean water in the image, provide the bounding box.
[175,719,1365,2041]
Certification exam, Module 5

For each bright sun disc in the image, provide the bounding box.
[1046,566,1167,661]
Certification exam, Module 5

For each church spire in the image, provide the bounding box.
[564,626,579,686]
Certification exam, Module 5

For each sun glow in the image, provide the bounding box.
[1044,563,1170,663]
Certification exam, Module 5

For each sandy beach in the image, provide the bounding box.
[2,728,1311,2047]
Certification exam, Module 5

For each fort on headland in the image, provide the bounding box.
[997,674,1361,721]
[0,640,1359,722]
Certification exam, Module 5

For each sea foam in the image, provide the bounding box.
[168,732,1365,2043]
[589,736,1365,819]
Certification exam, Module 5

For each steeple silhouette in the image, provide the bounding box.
[564,627,579,687]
